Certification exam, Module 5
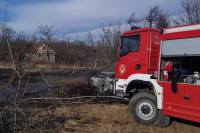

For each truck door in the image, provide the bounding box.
[115,31,149,79]
[159,37,200,123]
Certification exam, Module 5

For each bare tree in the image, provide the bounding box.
[112,23,121,60]
[156,14,170,29]
[99,24,113,63]
[2,1,29,132]
[174,0,200,25]
[36,25,54,44]
[146,5,160,27]
[0,25,16,61]
[98,23,122,66]
[145,5,169,29]
[87,31,94,46]
[86,31,98,67]
[127,12,138,27]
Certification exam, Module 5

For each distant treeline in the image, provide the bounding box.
[0,0,199,68]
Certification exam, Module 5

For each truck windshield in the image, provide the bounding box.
[120,35,140,57]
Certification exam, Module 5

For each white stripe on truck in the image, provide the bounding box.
[163,24,200,34]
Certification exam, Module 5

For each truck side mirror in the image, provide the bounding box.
[171,73,177,93]
[118,49,121,55]
[116,51,121,61]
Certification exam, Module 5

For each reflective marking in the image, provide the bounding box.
[163,24,200,33]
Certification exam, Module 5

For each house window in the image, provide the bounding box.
[38,53,42,58]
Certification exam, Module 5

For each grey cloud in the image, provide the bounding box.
[8,0,180,36]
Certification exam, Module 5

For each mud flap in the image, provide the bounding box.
[158,110,170,127]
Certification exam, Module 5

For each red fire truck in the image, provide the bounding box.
[90,23,200,126]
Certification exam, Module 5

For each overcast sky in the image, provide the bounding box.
[0,0,182,40]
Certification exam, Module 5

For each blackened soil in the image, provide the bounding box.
[0,68,101,103]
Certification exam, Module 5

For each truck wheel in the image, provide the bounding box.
[129,92,158,125]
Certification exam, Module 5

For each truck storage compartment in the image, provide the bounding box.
[160,56,200,84]
[160,37,200,84]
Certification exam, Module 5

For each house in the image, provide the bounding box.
[30,43,55,63]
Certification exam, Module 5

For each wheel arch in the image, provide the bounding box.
[125,74,163,109]
[126,80,156,95]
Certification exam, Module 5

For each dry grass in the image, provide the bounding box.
[2,102,199,133]
[55,104,200,133]
[0,62,13,69]
[0,62,103,72]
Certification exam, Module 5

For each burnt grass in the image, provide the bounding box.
[0,68,200,132]
[0,68,101,102]
[0,67,102,132]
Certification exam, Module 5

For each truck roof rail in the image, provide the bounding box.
[163,23,200,34]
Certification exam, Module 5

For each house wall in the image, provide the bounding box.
[33,44,55,63]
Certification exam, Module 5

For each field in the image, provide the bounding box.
[0,65,199,133]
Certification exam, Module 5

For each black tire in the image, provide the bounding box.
[128,92,158,125]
